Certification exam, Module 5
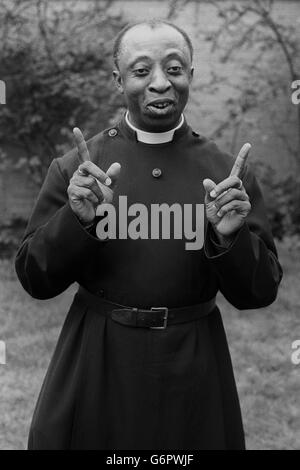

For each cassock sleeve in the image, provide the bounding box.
[204,165,283,310]
[15,158,104,300]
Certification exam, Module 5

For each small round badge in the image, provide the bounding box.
[152,168,162,178]
[108,128,117,137]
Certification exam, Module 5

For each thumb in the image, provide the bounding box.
[203,178,216,202]
[105,162,121,188]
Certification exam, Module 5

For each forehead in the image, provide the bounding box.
[119,24,191,67]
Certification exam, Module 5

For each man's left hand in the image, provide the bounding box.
[202,143,252,246]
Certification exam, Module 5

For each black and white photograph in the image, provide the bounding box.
[0,0,299,452]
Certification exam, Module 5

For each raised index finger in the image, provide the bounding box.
[230,143,251,178]
[73,127,90,163]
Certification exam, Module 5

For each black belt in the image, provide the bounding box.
[76,286,216,329]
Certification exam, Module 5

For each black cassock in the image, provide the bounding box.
[15,115,282,450]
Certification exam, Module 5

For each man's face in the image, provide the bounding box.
[113,24,194,132]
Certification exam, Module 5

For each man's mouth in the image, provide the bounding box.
[146,99,175,115]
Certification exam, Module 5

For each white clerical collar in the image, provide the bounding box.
[125,111,184,144]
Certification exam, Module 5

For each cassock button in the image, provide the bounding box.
[108,128,117,137]
[152,168,162,178]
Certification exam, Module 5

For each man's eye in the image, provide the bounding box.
[168,66,182,74]
[134,68,148,76]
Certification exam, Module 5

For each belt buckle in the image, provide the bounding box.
[150,307,168,329]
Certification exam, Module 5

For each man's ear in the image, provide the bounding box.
[189,66,194,83]
[113,70,124,94]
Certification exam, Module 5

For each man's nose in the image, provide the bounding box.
[148,67,171,93]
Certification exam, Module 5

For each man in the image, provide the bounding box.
[15,20,282,450]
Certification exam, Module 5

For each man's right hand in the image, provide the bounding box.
[67,127,121,225]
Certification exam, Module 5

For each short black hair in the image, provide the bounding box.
[113,19,194,69]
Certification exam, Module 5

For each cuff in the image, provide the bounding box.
[204,222,246,259]
[54,202,108,247]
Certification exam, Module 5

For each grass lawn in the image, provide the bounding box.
[0,242,299,450]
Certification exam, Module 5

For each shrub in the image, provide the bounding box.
[0,0,125,182]
[254,161,300,240]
